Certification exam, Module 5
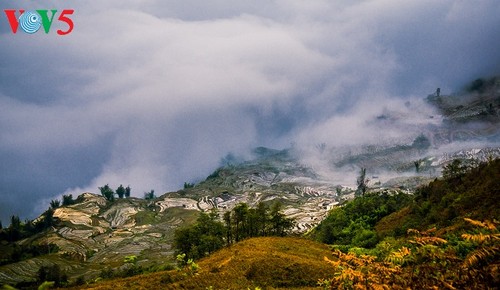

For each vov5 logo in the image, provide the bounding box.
[4,9,74,35]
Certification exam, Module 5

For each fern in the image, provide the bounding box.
[463,245,500,267]
[463,218,498,231]
[460,218,499,272]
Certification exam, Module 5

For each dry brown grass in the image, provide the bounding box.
[71,237,334,289]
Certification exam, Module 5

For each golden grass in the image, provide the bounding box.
[72,237,334,289]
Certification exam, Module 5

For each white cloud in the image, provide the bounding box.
[0,0,499,222]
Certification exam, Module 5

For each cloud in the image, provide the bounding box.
[0,0,499,223]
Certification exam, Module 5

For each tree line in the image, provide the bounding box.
[98,184,132,201]
[174,201,294,261]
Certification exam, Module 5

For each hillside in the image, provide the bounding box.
[71,237,334,290]
[76,159,499,290]
[0,147,355,286]
[0,77,499,287]
[376,157,500,237]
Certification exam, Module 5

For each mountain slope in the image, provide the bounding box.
[1,77,499,287]
[72,237,334,290]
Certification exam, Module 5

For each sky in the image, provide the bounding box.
[1,0,499,224]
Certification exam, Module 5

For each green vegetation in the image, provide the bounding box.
[0,210,59,244]
[99,184,115,201]
[68,237,334,289]
[12,157,494,289]
[50,199,60,209]
[37,264,68,287]
[97,184,132,201]
[314,158,500,289]
[116,184,126,199]
[143,189,155,200]
[1,154,498,289]
[124,186,131,198]
[174,202,294,261]
[310,190,412,248]
[62,194,76,206]
[355,167,369,196]
[183,182,195,189]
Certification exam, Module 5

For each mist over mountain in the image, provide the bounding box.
[1,0,500,225]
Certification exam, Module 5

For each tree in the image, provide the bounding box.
[99,184,115,201]
[174,211,225,260]
[269,201,294,236]
[356,168,369,196]
[62,194,74,206]
[50,199,60,209]
[255,201,269,236]
[10,215,21,230]
[223,211,232,245]
[184,182,194,189]
[38,264,67,287]
[125,186,131,198]
[442,159,467,179]
[144,190,155,200]
[116,184,125,199]
[414,159,423,173]
[44,208,55,228]
[233,203,249,241]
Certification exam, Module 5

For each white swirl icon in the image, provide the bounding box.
[19,11,42,34]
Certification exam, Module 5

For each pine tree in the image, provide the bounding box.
[356,168,369,196]
[62,194,74,206]
[99,184,115,201]
[144,190,155,200]
[116,184,125,199]
[50,199,60,209]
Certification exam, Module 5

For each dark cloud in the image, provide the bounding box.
[1,0,499,224]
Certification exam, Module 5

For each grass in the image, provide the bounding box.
[70,237,334,289]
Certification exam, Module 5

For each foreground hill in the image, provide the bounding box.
[73,237,334,290]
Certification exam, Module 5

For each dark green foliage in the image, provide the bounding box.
[442,159,468,179]
[183,182,195,189]
[312,191,412,247]
[0,243,59,266]
[233,203,249,242]
[74,276,86,286]
[99,184,115,201]
[99,267,115,279]
[116,184,126,199]
[144,189,155,200]
[0,211,59,244]
[37,264,67,287]
[355,168,368,196]
[10,215,21,230]
[174,210,225,260]
[174,202,294,261]
[50,199,60,209]
[412,134,431,150]
[465,76,498,93]
[62,194,75,206]
[206,168,221,180]
[125,186,131,198]
[409,158,500,229]
[43,208,55,228]
[269,202,294,236]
